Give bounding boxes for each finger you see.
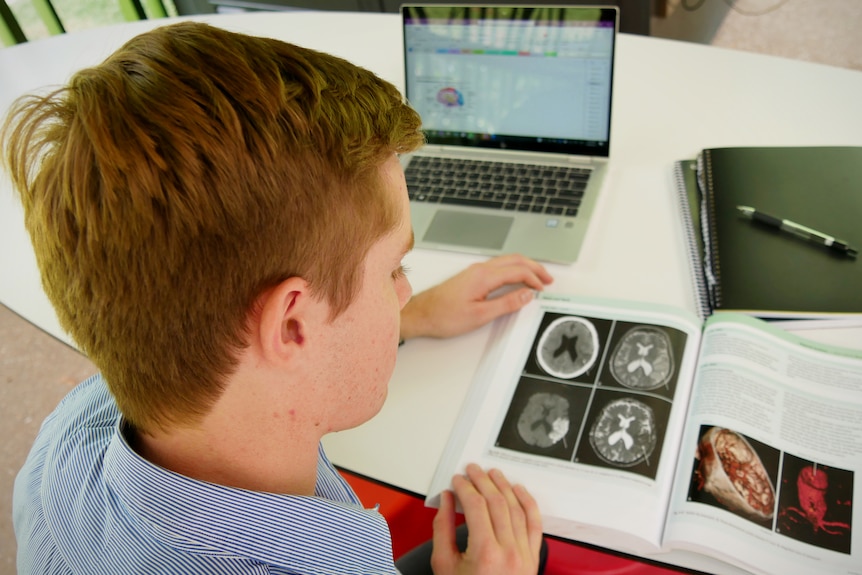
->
[486,470,544,567]
[482,254,554,286]
[487,468,528,537]
[470,288,535,326]
[483,263,553,295]
[451,468,495,541]
[431,490,460,573]
[513,483,544,556]
[495,287,537,312]
[464,464,516,545]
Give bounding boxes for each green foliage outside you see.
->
[5,0,177,45]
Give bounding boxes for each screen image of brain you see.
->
[436,87,464,107]
[516,392,571,448]
[535,316,599,379]
[610,326,674,390]
[589,397,657,467]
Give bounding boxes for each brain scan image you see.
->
[694,427,776,523]
[535,316,599,379]
[610,326,675,390]
[516,392,571,448]
[436,87,464,107]
[589,397,657,468]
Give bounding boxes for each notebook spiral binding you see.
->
[700,150,722,311]
[673,160,711,320]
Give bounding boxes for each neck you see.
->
[131,384,324,496]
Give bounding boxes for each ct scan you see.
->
[495,312,687,480]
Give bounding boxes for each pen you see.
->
[737,205,858,259]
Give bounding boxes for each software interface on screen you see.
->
[404,12,614,149]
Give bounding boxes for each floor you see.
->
[654,0,862,72]
[2,0,861,572]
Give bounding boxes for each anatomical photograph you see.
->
[602,322,688,401]
[687,425,780,529]
[574,389,672,479]
[524,313,613,384]
[776,453,853,554]
[495,376,592,461]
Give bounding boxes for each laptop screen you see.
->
[402,5,617,158]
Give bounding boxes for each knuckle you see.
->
[484,491,507,510]
[468,492,490,511]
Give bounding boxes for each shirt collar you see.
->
[103,419,396,574]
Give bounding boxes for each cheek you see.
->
[354,330,397,410]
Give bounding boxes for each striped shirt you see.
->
[14,374,398,574]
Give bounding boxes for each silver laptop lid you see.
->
[402,5,617,159]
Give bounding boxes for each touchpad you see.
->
[423,210,513,250]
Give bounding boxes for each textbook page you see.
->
[428,294,703,553]
[664,313,862,575]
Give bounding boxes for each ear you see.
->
[256,277,313,362]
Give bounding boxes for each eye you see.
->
[392,264,410,280]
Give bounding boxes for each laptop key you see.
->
[548,197,581,207]
[440,196,504,209]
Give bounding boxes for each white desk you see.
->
[3,11,862,574]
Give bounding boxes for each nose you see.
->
[398,276,413,309]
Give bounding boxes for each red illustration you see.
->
[781,465,850,536]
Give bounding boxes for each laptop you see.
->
[400,4,618,263]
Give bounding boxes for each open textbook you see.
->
[427,294,861,575]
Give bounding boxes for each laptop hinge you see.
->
[412,145,604,167]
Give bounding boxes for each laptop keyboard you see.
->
[404,156,590,217]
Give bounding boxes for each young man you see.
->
[3,21,552,574]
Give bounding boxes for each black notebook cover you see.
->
[699,146,862,317]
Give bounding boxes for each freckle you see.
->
[272,411,280,419]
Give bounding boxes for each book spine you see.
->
[700,149,722,309]
[673,160,710,320]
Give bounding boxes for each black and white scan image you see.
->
[610,326,675,391]
[493,312,679,479]
[535,315,600,379]
[588,396,657,468]
[517,392,571,448]
[600,321,686,402]
[575,390,671,479]
[495,377,591,461]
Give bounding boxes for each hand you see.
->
[399,254,553,341]
[431,464,543,575]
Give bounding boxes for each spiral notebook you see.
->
[673,159,710,320]
[674,146,862,320]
